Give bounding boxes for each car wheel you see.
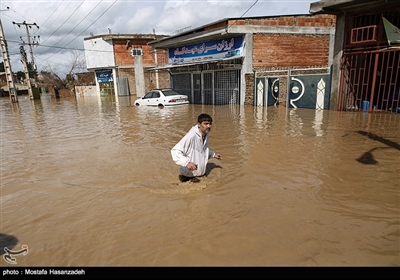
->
[135,103,140,106]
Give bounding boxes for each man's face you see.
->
[198,120,212,136]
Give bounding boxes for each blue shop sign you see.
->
[96,70,113,82]
[168,36,244,64]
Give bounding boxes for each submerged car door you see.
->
[142,91,153,105]
[150,91,161,106]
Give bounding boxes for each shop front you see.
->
[150,35,247,105]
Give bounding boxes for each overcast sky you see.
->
[1,0,315,77]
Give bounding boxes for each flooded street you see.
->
[1,93,399,266]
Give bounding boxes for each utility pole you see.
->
[0,9,18,103]
[13,21,39,87]
[20,46,34,99]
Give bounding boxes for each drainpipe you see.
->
[154,50,159,88]
[253,68,256,106]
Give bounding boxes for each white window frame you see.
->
[131,48,143,56]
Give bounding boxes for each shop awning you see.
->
[382,17,400,46]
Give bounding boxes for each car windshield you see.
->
[162,90,182,97]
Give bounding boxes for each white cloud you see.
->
[126,6,158,34]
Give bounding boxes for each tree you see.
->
[41,49,87,89]
[16,71,25,81]
[66,49,86,80]
[0,62,28,83]
[39,69,65,89]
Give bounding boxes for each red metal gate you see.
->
[338,49,400,113]
[338,5,400,113]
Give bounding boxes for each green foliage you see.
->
[0,62,25,80]
[16,71,25,80]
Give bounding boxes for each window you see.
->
[350,25,377,44]
[143,91,153,99]
[131,48,143,56]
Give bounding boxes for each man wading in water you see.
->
[171,113,222,182]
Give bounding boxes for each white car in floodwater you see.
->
[134,89,189,107]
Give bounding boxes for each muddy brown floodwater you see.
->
[1,93,399,267]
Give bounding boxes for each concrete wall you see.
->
[329,13,345,111]
[84,38,115,69]
[75,85,98,97]
[116,67,170,97]
[134,55,145,97]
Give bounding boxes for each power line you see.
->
[40,0,86,46]
[239,0,259,18]
[12,21,40,87]
[43,0,117,61]
[3,0,117,75]
[39,0,103,55]
[6,39,108,52]
[65,0,117,47]
[0,7,35,49]
[39,0,66,31]
[0,4,30,23]
[228,0,259,28]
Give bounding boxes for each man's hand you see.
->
[186,162,198,171]
[214,153,222,160]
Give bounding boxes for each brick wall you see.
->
[113,41,135,65]
[113,39,168,67]
[248,14,335,106]
[113,39,153,66]
[253,34,330,67]
[155,49,168,66]
[229,14,335,27]
[145,69,170,90]
[244,73,254,105]
[113,39,170,96]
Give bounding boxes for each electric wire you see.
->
[39,0,65,31]
[43,0,117,61]
[227,0,259,28]
[39,0,103,55]
[39,0,86,46]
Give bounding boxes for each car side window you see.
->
[153,92,160,98]
[143,92,152,99]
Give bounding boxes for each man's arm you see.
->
[209,149,222,160]
[171,135,191,167]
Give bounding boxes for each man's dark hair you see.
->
[198,113,213,123]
